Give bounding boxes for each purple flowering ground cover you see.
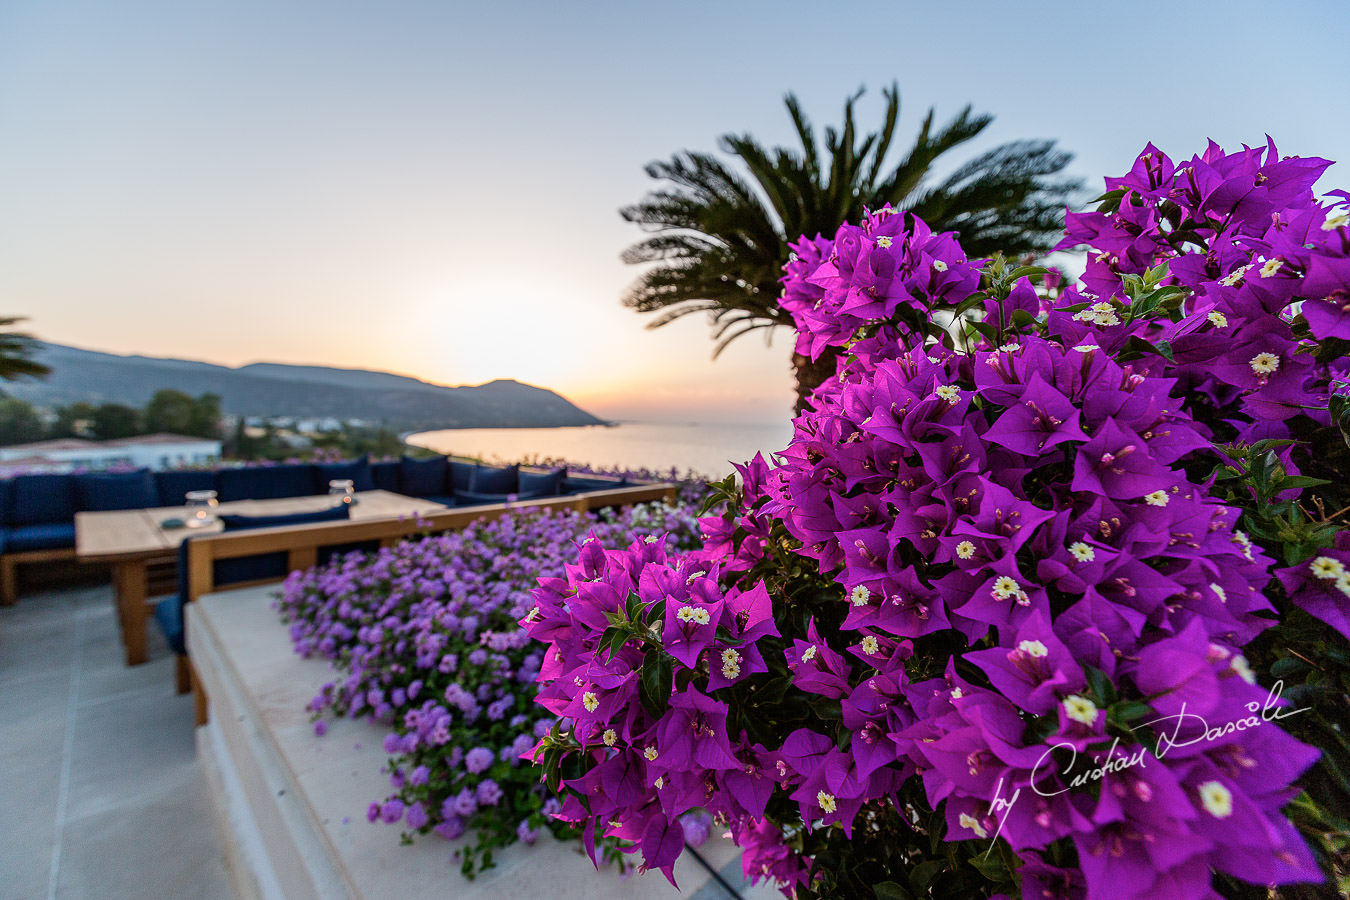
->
[526,140,1350,900]
[275,482,708,877]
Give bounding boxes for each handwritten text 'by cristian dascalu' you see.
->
[980,680,1308,853]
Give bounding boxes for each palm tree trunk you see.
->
[791,347,841,414]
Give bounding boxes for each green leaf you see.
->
[638,652,674,718]
[1006,265,1049,283]
[1270,656,1309,678]
[874,881,911,900]
[1276,476,1332,490]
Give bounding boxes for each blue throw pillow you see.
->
[400,455,448,497]
[313,456,375,494]
[217,464,315,502]
[9,473,76,526]
[518,467,564,498]
[74,469,158,512]
[470,464,518,494]
[370,460,401,492]
[448,460,474,491]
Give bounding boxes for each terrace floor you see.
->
[0,583,774,900]
[0,583,232,900]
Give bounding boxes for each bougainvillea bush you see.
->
[276,487,705,877]
[525,139,1350,899]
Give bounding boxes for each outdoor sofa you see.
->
[0,455,630,605]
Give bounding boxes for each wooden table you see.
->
[76,490,448,665]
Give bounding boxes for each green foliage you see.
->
[0,317,50,382]
[620,84,1080,404]
[143,389,221,439]
[89,403,141,440]
[0,396,47,444]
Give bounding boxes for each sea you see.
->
[405,421,796,479]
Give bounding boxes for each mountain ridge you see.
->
[6,342,609,431]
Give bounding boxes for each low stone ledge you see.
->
[188,585,770,900]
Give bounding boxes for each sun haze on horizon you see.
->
[3,0,1346,424]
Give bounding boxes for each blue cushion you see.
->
[7,522,76,552]
[470,464,518,494]
[154,470,218,508]
[562,475,625,495]
[9,474,76,526]
[453,490,515,506]
[0,480,10,529]
[519,468,564,498]
[74,469,158,512]
[400,456,448,497]
[218,505,352,531]
[370,461,401,492]
[217,506,353,585]
[448,461,474,492]
[160,505,355,656]
[217,464,315,501]
[418,494,456,508]
[313,457,375,494]
[154,591,186,655]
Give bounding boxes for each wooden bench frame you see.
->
[181,482,679,723]
[1,547,80,606]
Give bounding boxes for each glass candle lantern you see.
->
[184,489,219,527]
[328,479,357,506]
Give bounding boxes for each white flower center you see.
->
[958,812,988,838]
[1198,780,1233,818]
[1063,694,1099,726]
[1207,310,1228,328]
[1249,352,1280,375]
[955,540,977,560]
[801,645,818,662]
[582,691,599,713]
[1310,556,1345,580]
[816,791,837,814]
[720,649,742,679]
[850,585,871,606]
[860,636,880,656]
[935,384,961,403]
[1018,639,1049,658]
[933,260,948,272]
[1259,258,1284,278]
[602,728,617,746]
[876,235,893,248]
[644,745,659,761]
[1143,490,1170,507]
[677,605,711,625]
[1068,541,1095,562]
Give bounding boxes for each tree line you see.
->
[0,390,222,446]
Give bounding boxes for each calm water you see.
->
[406,422,795,479]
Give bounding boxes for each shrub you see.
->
[526,140,1350,899]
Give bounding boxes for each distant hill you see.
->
[7,342,609,431]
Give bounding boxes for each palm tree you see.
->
[620,84,1080,410]
[0,317,50,382]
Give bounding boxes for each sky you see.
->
[2,0,1348,425]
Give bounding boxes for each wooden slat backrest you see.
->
[184,483,678,603]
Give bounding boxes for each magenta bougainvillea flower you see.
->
[526,139,1350,899]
